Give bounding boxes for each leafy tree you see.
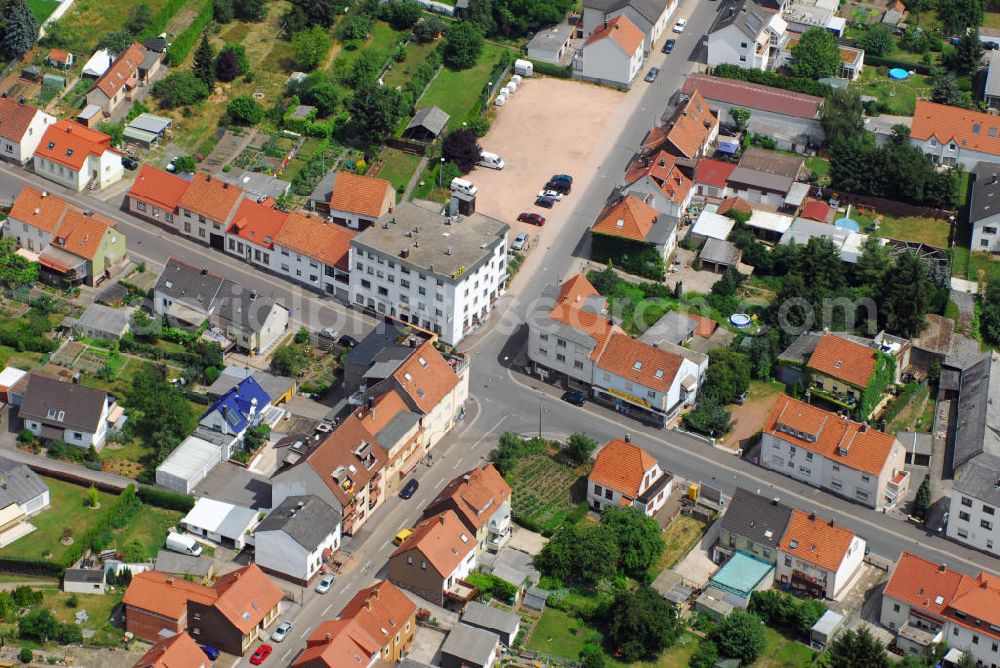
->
[579,644,605,668]
[172,155,197,173]
[19,648,32,664]
[489,432,545,474]
[285,0,343,31]
[938,0,984,34]
[729,107,752,131]
[227,95,264,125]
[96,28,133,57]
[681,397,732,437]
[600,587,679,662]
[703,349,751,405]
[292,24,333,71]
[931,72,965,107]
[220,44,250,81]
[98,121,124,147]
[153,71,210,108]
[383,0,423,29]
[690,640,719,668]
[828,627,889,668]
[126,4,154,34]
[601,506,664,577]
[214,0,236,23]
[414,16,446,43]
[791,27,840,79]
[290,71,339,116]
[981,279,1000,345]
[235,0,268,21]
[86,484,99,508]
[121,538,146,562]
[949,27,984,76]
[340,13,374,41]
[270,344,308,376]
[0,237,38,289]
[880,251,935,337]
[562,432,597,466]
[859,23,895,55]
[18,609,59,642]
[192,33,216,86]
[711,266,743,298]
[443,21,484,69]
[347,83,405,144]
[854,233,893,288]
[821,87,864,146]
[2,0,39,60]
[465,0,496,34]
[127,364,199,465]
[535,524,619,585]
[214,48,241,84]
[442,129,482,173]
[913,475,932,519]
[713,611,766,664]
[490,0,575,37]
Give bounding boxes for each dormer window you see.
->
[47,141,55,149]
[46,408,56,418]
[65,148,73,157]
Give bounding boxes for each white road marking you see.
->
[470,416,507,448]
[339,584,350,593]
[396,518,409,530]
[452,460,461,469]
[322,603,333,616]
[299,626,313,639]
[434,478,447,491]
[282,649,293,662]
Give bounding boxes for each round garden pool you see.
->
[888,68,910,80]
[730,313,752,328]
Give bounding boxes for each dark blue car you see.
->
[200,646,220,660]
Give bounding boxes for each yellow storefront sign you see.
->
[605,387,651,409]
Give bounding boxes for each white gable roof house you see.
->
[581,0,678,52]
[578,15,646,88]
[708,0,788,71]
[0,98,55,165]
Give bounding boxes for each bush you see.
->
[228,95,264,125]
[19,648,31,664]
[137,485,196,512]
[713,64,833,97]
[17,429,33,444]
[749,589,826,637]
[488,432,546,474]
[166,0,214,66]
[443,21,483,69]
[152,71,209,109]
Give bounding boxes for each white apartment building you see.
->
[947,453,1000,556]
[273,211,355,302]
[349,202,509,345]
[579,15,645,88]
[32,120,123,192]
[707,1,788,71]
[761,394,909,510]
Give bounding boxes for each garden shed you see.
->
[403,106,450,141]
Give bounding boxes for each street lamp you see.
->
[437,157,445,188]
[538,392,544,439]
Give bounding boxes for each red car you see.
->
[250,644,273,665]
[517,212,546,226]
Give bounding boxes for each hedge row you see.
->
[167,0,214,67]
[0,556,65,577]
[138,486,196,512]
[527,59,572,79]
[60,485,142,568]
[138,0,189,42]
[713,64,833,98]
[865,54,933,75]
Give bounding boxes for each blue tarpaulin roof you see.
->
[202,375,271,434]
[717,142,739,155]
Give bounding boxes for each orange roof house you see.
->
[911,99,1000,162]
[596,332,684,394]
[423,464,512,538]
[589,438,672,514]
[207,563,283,637]
[132,632,208,668]
[622,151,694,216]
[778,509,864,598]
[0,97,52,163]
[663,90,718,159]
[127,165,190,217]
[34,120,114,171]
[179,173,245,224]
[694,158,737,191]
[389,510,476,605]
[581,15,645,87]
[592,195,660,242]
[48,209,117,262]
[124,571,217,642]
[228,198,289,251]
[806,332,879,389]
[276,211,356,271]
[328,172,394,228]
[584,15,645,54]
[8,185,69,234]
[88,42,145,113]
[391,339,460,413]
[799,199,832,223]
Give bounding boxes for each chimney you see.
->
[166,576,174,584]
[808,511,816,521]
[463,474,470,482]
[828,519,834,527]
[201,266,208,275]
[324,633,332,641]
[223,182,229,189]
[234,571,241,579]
[365,595,374,612]
[206,174,211,181]
[41,191,47,198]
[438,515,446,525]
[939,563,947,573]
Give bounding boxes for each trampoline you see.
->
[888,68,910,80]
[730,314,752,329]
[835,218,861,232]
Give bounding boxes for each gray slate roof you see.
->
[462,601,520,637]
[728,167,794,195]
[971,161,1000,224]
[953,351,1000,471]
[406,106,449,137]
[640,311,697,346]
[256,495,342,551]
[65,568,103,583]
[700,237,742,267]
[954,453,1000,509]
[441,623,499,665]
[75,303,131,338]
[155,549,213,578]
[528,281,613,355]
[19,374,107,433]
[128,113,171,135]
[375,410,421,449]
[719,488,793,549]
[0,457,48,508]
[207,366,294,403]
[585,0,671,25]
[215,280,287,333]
[710,0,772,39]
[154,258,226,314]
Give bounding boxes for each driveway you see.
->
[468,77,626,242]
[721,382,784,452]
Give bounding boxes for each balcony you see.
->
[898,622,941,649]
[487,526,513,551]
[887,470,910,501]
[444,579,477,602]
[369,474,382,491]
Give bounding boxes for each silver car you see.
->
[315,574,335,594]
[271,621,293,642]
[511,233,528,251]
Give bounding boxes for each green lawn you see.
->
[111,506,182,559]
[0,478,114,561]
[804,157,830,186]
[417,42,512,130]
[376,148,423,200]
[754,627,816,667]
[47,0,176,54]
[526,608,595,660]
[984,11,1000,28]
[27,0,60,23]
[969,251,1000,283]
[44,589,125,646]
[508,453,588,535]
[875,213,952,248]
[649,514,707,577]
[329,21,408,94]
[851,67,932,116]
[0,345,43,371]
[383,38,439,89]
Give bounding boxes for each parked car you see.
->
[271,621,293,642]
[550,174,573,185]
[561,390,586,407]
[644,67,660,83]
[673,18,687,32]
[121,156,139,170]
[537,189,564,201]
[511,233,529,251]
[250,645,273,665]
[535,196,556,208]
[987,40,1000,50]
[663,39,676,54]
[338,335,358,348]
[517,212,546,226]
[399,478,419,499]
[200,646,220,660]
[544,179,571,194]
[734,391,749,405]
[315,574,335,594]
[394,527,415,545]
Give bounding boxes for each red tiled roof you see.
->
[338,580,416,646]
[124,570,216,622]
[93,43,145,100]
[293,619,380,668]
[592,195,660,242]
[211,564,283,635]
[276,212,356,270]
[584,15,644,54]
[911,99,1000,157]
[179,173,244,223]
[391,510,474,576]
[48,49,72,64]
[688,313,718,338]
[425,464,511,532]
[681,74,822,119]
[133,632,207,668]
[305,414,388,507]
[557,274,600,303]
[807,333,878,388]
[665,91,717,159]
[129,165,189,213]
[695,158,736,189]
[8,185,68,233]
[228,198,288,250]
[717,197,752,216]
[392,339,460,413]
[34,120,112,171]
[596,332,684,393]
[780,509,857,573]
[799,199,831,223]
[625,150,693,206]
[765,394,899,476]
[329,172,393,218]
[51,210,115,261]
[590,439,660,497]
[0,97,41,143]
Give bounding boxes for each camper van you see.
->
[450,177,478,197]
[166,532,203,556]
[478,151,505,170]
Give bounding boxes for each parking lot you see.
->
[469,76,625,242]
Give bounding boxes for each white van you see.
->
[450,177,478,197]
[166,532,203,556]
[478,151,505,170]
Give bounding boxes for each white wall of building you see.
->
[776,534,865,599]
[254,527,341,583]
[0,110,55,164]
[911,136,1000,171]
[707,26,768,70]
[947,489,1000,556]
[582,36,644,87]
[972,212,1000,253]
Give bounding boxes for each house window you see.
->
[539,348,548,356]
[962,496,973,507]
[855,489,868,499]
[986,505,995,515]
[982,519,993,530]
[165,213,173,223]
[605,489,613,500]
[556,354,565,362]
[985,227,998,235]
[198,214,206,223]
[893,603,900,613]
[784,556,792,567]
[740,40,748,48]
[960,511,971,521]
[958,528,969,538]
[739,55,747,62]
[574,361,584,370]
[539,333,549,341]
[557,339,566,348]
[420,561,427,570]
[594,484,603,495]
[136,201,146,212]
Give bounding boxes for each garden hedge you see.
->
[167,0,214,67]
[864,54,933,75]
[527,59,572,78]
[138,486,196,512]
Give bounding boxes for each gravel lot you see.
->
[468,77,625,242]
